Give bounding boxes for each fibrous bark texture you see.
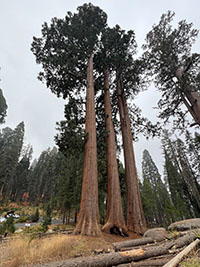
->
[102,69,127,236]
[116,72,146,235]
[73,54,101,236]
[176,68,200,126]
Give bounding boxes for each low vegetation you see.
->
[180,253,200,267]
[0,234,112,267]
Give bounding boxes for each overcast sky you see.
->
[1,0,200,177]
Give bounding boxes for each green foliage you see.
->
[143,11,200,129]
[31,208,39,222]
[31,3,107,99]
[0,216,16,234]
[41,204,52,231]
[162,131,200,219]
[0,122,25,202]
[0,88,7,124]
[141,149,174,226]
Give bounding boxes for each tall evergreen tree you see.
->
[110,26,146,234]
[162,132,194,219]
[141,149,174,226]
[143,11,200,129]
[185,131,200,183]
[0,88,7,124]
[31,3,107,235]
[176,138,200,216]
[0,122,25,201]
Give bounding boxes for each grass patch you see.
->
[180,257,200,267]
[0,234,111,267]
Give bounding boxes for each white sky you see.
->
[0,0,200,177]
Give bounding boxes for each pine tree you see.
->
[141,149,173,226]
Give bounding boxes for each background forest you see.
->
[1,2,200,234]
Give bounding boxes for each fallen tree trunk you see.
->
[112,237,155,251]
[163,238,200,267]
[173,232,196,248]
[34,247,169,267]
[116,255,174,266]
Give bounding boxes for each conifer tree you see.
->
[0,88,7,124]
[143,11,200,129]
[0,122,25,201]
[162,132,194,219]
[31,3,107,235]
[141,149,173,226]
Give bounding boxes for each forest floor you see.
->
[0,230,140,267]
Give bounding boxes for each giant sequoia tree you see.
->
[143,11,200,129]
[109,26,146,234]
[31,3,107,235]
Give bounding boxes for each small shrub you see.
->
[16,216,30,223]
[41,204,52,231]
[0,216,16,234]
[31,208,39,222]
[6,216,16,233]
[0,223,6,235]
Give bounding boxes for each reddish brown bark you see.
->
[102,69,127,235]
[73,54,101,236]
[176,68,200,126]
[116,72,146,235]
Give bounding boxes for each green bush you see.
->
[5,216,15,233]
[41,204,52,231]
[0,216,16,235]
[0,223,6,235]
[31,208,39,222]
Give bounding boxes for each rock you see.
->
[47,228,54,233]
[15,228,23,234]
[168,218,200,231]
[144,227,168,241]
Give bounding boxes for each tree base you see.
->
[73,215,102,236]
[102,222,128,236]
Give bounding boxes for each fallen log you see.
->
[112,237,155,251]
[163,238,200,267]
[116,255,174,266]
[173,232,196,248]
[33,246,169,267]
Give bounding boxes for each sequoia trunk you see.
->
[102,69,127,235]
[116,72,146,235]
[73,54,101,236]
[176,68,200,126]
